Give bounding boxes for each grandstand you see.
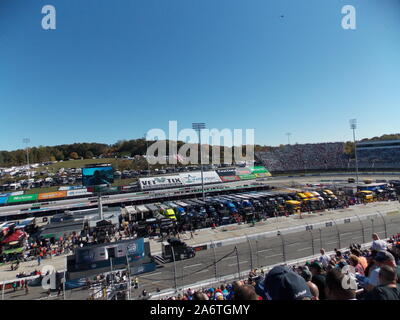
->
[256,143,350,173]
[256,139,400,173]
[357,140,400,169]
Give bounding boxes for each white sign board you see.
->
[139,175,183,190]
[179,171,222,185]
[66,189,92,197]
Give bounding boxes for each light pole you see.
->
[350,119,359,185]
[286,133,292,145]
[23,138,30,176]
[144,133,150,176]
[192,123,206,202]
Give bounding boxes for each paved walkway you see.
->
[1,200,399,282]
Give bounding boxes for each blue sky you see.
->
[1,0,400,150]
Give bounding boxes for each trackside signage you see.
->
[179,171,222,185]
[7,194,38,203]
[216,169,237,176]
[66,189,92,197]
[38,191,67,200]
[139,175,183,190]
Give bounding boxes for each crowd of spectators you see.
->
[357,148,400,169]
[257,142,400,172]
[161,233,400,300]
[256,143,350,172]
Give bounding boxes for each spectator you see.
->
[352,249,368,270]
[192,292,209,300]
[364,265,400,300]
[233,285,260,300]
[365,251,398,291]
[264,266,312,300]
[348,254,365,276]
[325,268,357,300]
[318,248,330,268]
[300,269,319,300]
[310,261,327,300]
[226,280,243,300]
[371,233,387,252]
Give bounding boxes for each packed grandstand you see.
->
[256,139,400,172]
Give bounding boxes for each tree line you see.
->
[0,139,263,167]
[1,133,398,167]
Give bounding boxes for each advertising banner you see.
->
[11,191,24,196]
[238,174,257,180]
[38,191,67,200]
[248,166,267,173]
[179,171,222,185]
[66,189,92,197]
[255,173,271,178]
[7,194,38,203]
[59,186,84,191]
[249,166,272,176]
[0,197,8,204]
[220,176,241,182]
[139,175,183,190]
[0,191,24,197]
[216,168,237,176]
[236,168,251,176]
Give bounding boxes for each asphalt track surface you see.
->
[4,209,400,300]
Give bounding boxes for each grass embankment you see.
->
[34,158,117,172]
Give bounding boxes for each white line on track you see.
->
[265,254,281,258]
[184,263,202,269]
[258,249,273,253]
[298,247,312,252]
[196,269,210,274]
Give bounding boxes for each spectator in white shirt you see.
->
[319,249,331,268]
[371,233,387,252]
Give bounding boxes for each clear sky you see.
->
[1,0,399,151]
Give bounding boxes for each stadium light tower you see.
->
[144,133,150,176]
[192,122,206,202]
[286,133,292,145]
[23,138,30,176]
[350,119,359,185]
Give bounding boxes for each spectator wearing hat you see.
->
[371,233,387,252]
[300,269,319,300]
[325,268,357,300]
[264,266,312,300]
[364,265,400,300]
[310,261,327,300]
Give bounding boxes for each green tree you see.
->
[84,151,94,159]
[69,152,79,159]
